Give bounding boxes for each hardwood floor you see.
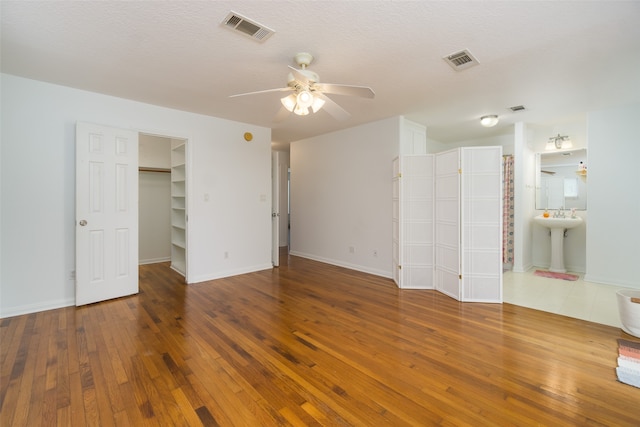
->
[2,252,639,426]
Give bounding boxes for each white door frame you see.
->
[138,130,190,282]
[271,152,280,267]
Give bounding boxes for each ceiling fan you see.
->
[229,52,375,121]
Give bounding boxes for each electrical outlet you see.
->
[373,250,378,257]
[69,270,76,280]
[349,246,355,253]
[224,251,229,259]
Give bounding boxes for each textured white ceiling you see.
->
[2,1,640,147]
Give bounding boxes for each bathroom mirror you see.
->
[535,148,587,210]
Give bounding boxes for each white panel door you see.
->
[76,122,139,306]
[434,149,461,299]
[271,152,280,267]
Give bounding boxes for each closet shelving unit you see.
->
[170,140,187,276]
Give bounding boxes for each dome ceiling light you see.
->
[480,115,499,127]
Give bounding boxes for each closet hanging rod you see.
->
[139,167,171,173]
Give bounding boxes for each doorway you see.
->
[272,151,291,266]
[138,133,188,280]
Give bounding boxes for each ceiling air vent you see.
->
[222,11,275,42]
[443,49,479,71]
[510,105,526,112]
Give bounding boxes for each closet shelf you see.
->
[139,167,170,173]
[171,141,187,278]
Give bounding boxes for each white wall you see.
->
[290,117,400,277]
[139,134,171,168]
[585,103,640,288]
[426,136,448,153]
[444,132,515,154]
[512,123,532,272]
[139,134,171,264]
[1,74,272,317]
[139,172,171,264]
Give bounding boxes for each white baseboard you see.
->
[583,274,639,289]
[288,250,393,279]
[188,263,274,284]
[139,257,171,265]
[1,297,75,319]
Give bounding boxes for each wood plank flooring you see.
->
[2,252,639,426]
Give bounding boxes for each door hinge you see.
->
[458,168,462,174]
[398,173,402,178]
[459,274,462,279]
[398,265,402,269]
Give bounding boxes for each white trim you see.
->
[189,264,274,284]
[139,257,171,265]
[1,298,75,319]
[289,250,393,279]
[584,274,639,289]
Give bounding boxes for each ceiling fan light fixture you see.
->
[296,90,314,109]
[311,96,325,113]
[280,94,296,112]
[480,115,499,127]
[293,105,309,116]
[230,52,374,121]
[283,92,318,116]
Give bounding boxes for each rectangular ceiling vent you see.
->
[222,11,275,42]
[510,105,526,112]
[443,49,479,71]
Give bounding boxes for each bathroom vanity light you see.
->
[480,115,499,127]
[546,134,573,150]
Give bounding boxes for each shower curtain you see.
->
[502,155,515,267]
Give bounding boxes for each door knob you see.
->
[79,220,87,226]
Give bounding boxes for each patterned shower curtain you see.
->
[502,155,515,266]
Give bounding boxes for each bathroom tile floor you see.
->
[503,269,632,328]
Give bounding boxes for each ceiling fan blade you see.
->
[229,87,293,98]
[316,93,351,121]
[314,83,375,99]
[287,66,311,86]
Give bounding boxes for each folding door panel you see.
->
[400,155,434,288]
[435,149,460,299]
[461,147,503,302]
[392,157,401,286]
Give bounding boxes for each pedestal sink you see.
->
[533,215,583,273]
